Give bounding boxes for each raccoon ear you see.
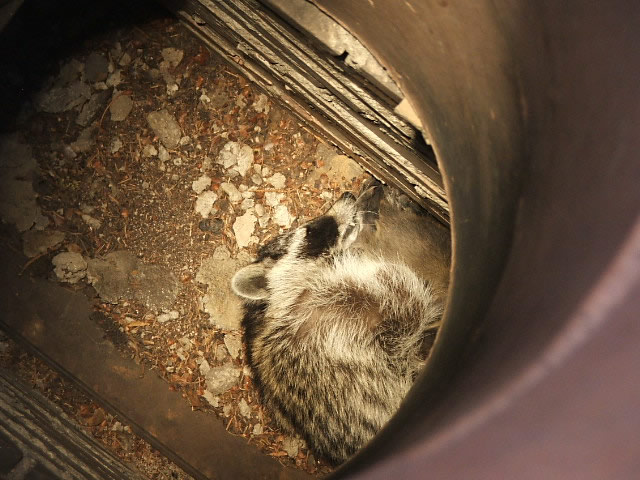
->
[355,183,383,228]
[231,263,269,300]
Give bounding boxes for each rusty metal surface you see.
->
[0,248,309,480]
[312,0,640,478]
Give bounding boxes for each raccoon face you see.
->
[232,184,383,301]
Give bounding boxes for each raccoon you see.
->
[231,181,450,464]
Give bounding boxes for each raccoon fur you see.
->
[231,181,450,464]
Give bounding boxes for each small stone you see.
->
[220,182,242,204]
[264,191,284,207]
[196,247,247,330]
[233,211,256,249]
[142,144,158,158]
[84,52,109,82]
[250,173,263,185]
[161,48,184,67]
[106,69,122,88]
[22,230,65,257]
[273,205,293,228]
[202,390,219,407]
[240,198,254,210]
[223,404,233,417]
[217,141,253,176]
[172,157,183,167]
[79,204,95,214]
[223,333,242,359]
[282,437,304,459]
[252,93,270,114]
[191,174,211,194]
[52,252,87,284]
[76,90,111,126]
[179,135,191,146]
[254,203,265,217]
[215,345,229,363]
[71,125,97,153]
[198,217,223,233]
[258,215,270,228]
[110,94,133,122]
[265,172,286,189]
[81,214,101,229]
[62,145,77,159]
[110,137,123,153]
[238,398,252,419]
[119,52,132,67]
[146,109,182,149]
[204,364,242,395]
[199,358,211,376]
[195,191,218,218]
[178,336,193,351]
[252,424,263,436]
[166,83,179,96]
[261,165,273,177]
[157,311,179,323]
[35,81,91,113]
[158,145,170,162]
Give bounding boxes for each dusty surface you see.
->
[0,8,371,478]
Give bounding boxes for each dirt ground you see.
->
[0,8,376,479]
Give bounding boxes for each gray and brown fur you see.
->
[231,182,450,464]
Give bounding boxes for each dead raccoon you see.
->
[231,182,450,464]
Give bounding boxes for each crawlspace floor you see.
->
[0,7,372,479]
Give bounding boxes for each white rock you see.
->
[282,437,305,459]
[52,252,87,284]
[195,247,247,330]
[273,205,293,228]
[252,424,263,435]
[223,333,242,359]
[233,212,256,249]
[265,172,286,189]
[264,191,284,208]
[119,52,132,66]
[106,69,122,88]
[205,364,241,395]
[217,141,254,177]
[142,144,158,158]
[251,173,263,185]
[157,310,179,323]
[261,165,273,177]
[158,145,170,162]
[110,137,123,154]
[161,47,184,67]
[252,93,270,114]
[220,182,242,203]
[254,203,265,217]
[257,215,270,228]
[191,175,212,194]
[238,398,252,418]
[199,358,211,376]
[81,214,102,229]
[201,390,219,407]
[240,198,254,210]
[195,191,218,218]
